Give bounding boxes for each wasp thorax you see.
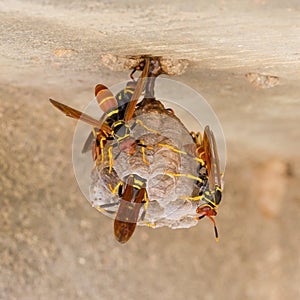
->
[111,121,130,139]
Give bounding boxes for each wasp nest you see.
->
[89,98,202,229]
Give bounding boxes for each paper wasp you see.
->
[80,80,138,158]
[50,57,155,171]
[189,126,222,241]
[101,174,148,243]
[98,173,148,243]
[166,126,222,241]
[81,72,140,155]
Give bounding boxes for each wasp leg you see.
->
[99,136,106,164]
[140,192,149,220]
[165,171,204,186]
[98,130,116,163]
[136,141,154,151]
[108,181,124,195]
[190,131,203,145]
[95,202,120,215]
[92,128,111,166]
[180,195,203,201]
[94,139,101,165]
[140,191,156,227]
[135,119,159,134]
[157,143,188,155]
[100,181,124,214]
[190,131,206,158]
[130,59,147,81]
[100,202,120,209]
[130,69,136,81]
[157,143,206,166]
[97,136,108,165]
[134,139,152,165]
[107,145,114,173]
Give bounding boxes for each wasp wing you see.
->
[81,131,94,153]
[49,98,112,134]
[81,112,112,153]
[124,58,150,122]
[203,126,222,191]
[114,175,146,244]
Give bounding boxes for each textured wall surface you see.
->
[1,1,299,299]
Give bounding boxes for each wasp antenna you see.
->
[214,226,219,242]
[130,68,137,81]
[207,215,219,242]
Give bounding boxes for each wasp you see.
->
[50,57,156,171]
[165,126,222,241]
[81,80,142,159]
[98,174,148,243]
[189,126,222,241]
[81,63,141,155]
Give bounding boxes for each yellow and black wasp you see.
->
[165,126,223,241]
[50,57,154,171]
[188,126,222,241]
[99,174,148,243]
[80,80,138,159]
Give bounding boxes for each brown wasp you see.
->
[100,174,148,243]
[50,58,154,171]
[166,126,222,241]
[189,126,222,241]
[81,80,138,156]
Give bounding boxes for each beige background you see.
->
[1,0,300,299]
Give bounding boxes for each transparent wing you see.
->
[203,126,222,190]
[49,98,112,134]
[124,57,150,122]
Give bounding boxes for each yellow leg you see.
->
[141,192,156,228]
[144,222,157,228]
[108,181,123,194]
[157,143,188,155]
[99,137,106,163]
[92,127,108,165]
[143,191,149,210]
[191,131,205,159]
[180,195,203,201]
[158,143,205,166]
[194,157,205,167]
[92,128,100,165]
[135,119,159,134]
[95,145,100,166]
[191,131,203,145]
[138,139,151,165]
[94,205,107,214]
[165,171,203,185]
[108,146,113,173]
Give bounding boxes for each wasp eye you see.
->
[215,189,222,205]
